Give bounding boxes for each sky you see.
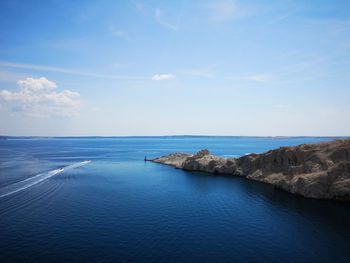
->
[0,0,350,136]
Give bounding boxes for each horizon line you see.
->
[1,135,349,139]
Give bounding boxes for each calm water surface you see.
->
[0,137,349,262]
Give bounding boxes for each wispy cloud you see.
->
[111,62,133,69]
[276,54,329,80]
[48,38,89,50]
[329,19,350,34]
[0,77,81,117]
[154,8,178,30]
[152,74,175,81]
[263,11,295,27]
[109,26,129,40]
[133,1,144,12]
[247,74,271,82]
[0,61,145,80]
[111,29,125,38]
[182,69,215,78]
[227,73,272,82]
[206,0,247,22]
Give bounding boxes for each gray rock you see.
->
[151,139,350,200]
[152,152,191,169]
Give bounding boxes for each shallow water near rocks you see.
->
[0,137,349,262]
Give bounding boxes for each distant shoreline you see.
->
[1,135,349,140]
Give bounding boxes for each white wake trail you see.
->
[0,160,91,198]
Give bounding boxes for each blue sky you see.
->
[0,0,349,136]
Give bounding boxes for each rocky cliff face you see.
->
[152,140,350,200]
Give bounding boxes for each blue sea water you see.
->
[0,137,349,263]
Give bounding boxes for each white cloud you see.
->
[151,74,175,81]
[0,77,81,117]
[154,8,178,30]
[17,77,57,92]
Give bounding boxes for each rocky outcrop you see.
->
[152,152,191,169]
[151,139,350,201]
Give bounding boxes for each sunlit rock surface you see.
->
[152,140,350,200]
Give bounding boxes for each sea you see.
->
[0,137,349,263]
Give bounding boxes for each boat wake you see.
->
[0,160,91,198]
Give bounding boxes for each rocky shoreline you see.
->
[151,140,350,201]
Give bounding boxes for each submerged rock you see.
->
[151,139,350,201]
